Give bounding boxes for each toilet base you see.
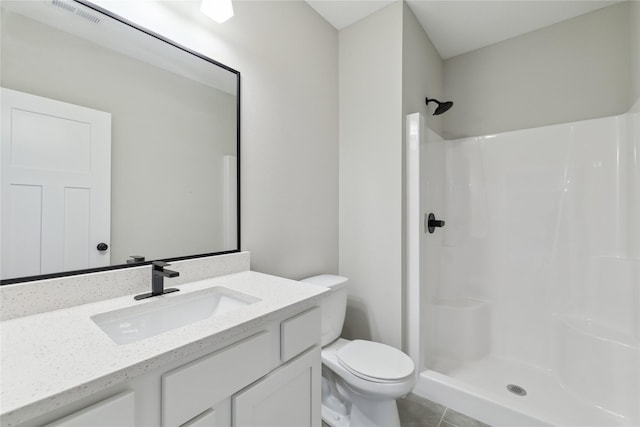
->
[349,392,401,427]
[321,368,402,427]
[321,395,401,427]
[321,403,350,427]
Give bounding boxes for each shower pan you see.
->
[405,107,640,427]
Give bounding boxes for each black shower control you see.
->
[426,213,445,234]
[96,242,109,251]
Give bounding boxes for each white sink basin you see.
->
[91,286,260,345]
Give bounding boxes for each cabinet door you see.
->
[45,391,134,427]
[233,347,320,427]
[178,399,231,427]
[163,330,272,427]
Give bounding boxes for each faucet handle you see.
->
[152,261,180,278]
[152,261,171,269]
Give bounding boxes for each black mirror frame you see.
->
[1,0,241,285]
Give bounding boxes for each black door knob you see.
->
[96,242,109,251]
[426,213,445,234]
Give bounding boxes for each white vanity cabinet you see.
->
[25,306,321,427]
[163,307,322,427]
[161,329,275,427]
[233,307,322,427]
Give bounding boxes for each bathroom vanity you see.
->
[0,2,325,426]
[0,267,326,427]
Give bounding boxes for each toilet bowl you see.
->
[301,275,415,427]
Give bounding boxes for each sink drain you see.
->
[506,384,527,396]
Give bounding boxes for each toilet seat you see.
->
[336,340,414,383]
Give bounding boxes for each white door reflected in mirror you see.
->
[1,88,111,278]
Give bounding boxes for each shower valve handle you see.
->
[426,213,445,234]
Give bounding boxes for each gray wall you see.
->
[338,2,444,350]
[632,0,640,106]
[443,2,633,139]
[1,11,236,265]
[339,2,404,349]
[402,3,444,136]
[91,0,340,279]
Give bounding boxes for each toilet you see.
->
[301,275,415,427]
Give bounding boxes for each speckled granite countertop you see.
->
[0,271,327,427]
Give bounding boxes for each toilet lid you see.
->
[336,340,414,382]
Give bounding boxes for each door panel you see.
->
[8,184,42,277]
[233,347,321,427]
[1,88,111,278]
[11,108,91,173]
[64,188,91,271]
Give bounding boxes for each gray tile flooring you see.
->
[321,393,491,427]
[398,394,491,427]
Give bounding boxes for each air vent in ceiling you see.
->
[51,0,101,24]
[51,0,76,13]
[75,9,100,24]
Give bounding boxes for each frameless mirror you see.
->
[0,0,240,283]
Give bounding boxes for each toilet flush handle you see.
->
[425,213,445,234]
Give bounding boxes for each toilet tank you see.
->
[301,274,348,346]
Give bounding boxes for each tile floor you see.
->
[397,393,491,427]
[321,393,491,427]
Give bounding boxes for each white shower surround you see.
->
[405,108,639,427]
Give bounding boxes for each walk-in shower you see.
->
[405,104,640,426]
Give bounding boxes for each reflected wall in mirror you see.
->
[0,0,240,283]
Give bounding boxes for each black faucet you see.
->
[134,261,180,300]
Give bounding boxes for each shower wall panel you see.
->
[427,111,639,423]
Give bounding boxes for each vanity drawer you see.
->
[281,307,321,362]
[162,330,272,427]
[45,391,135,427]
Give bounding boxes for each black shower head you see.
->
[426,98,453,116]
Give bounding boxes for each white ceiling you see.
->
[305,0,623,59]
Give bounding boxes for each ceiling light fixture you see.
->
[200,0,234,24]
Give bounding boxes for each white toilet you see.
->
[301,275,415,427]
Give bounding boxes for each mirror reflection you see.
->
[0,0,240,282]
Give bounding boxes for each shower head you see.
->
[426,98,453,116]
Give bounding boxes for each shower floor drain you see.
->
[506,384,527,396]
